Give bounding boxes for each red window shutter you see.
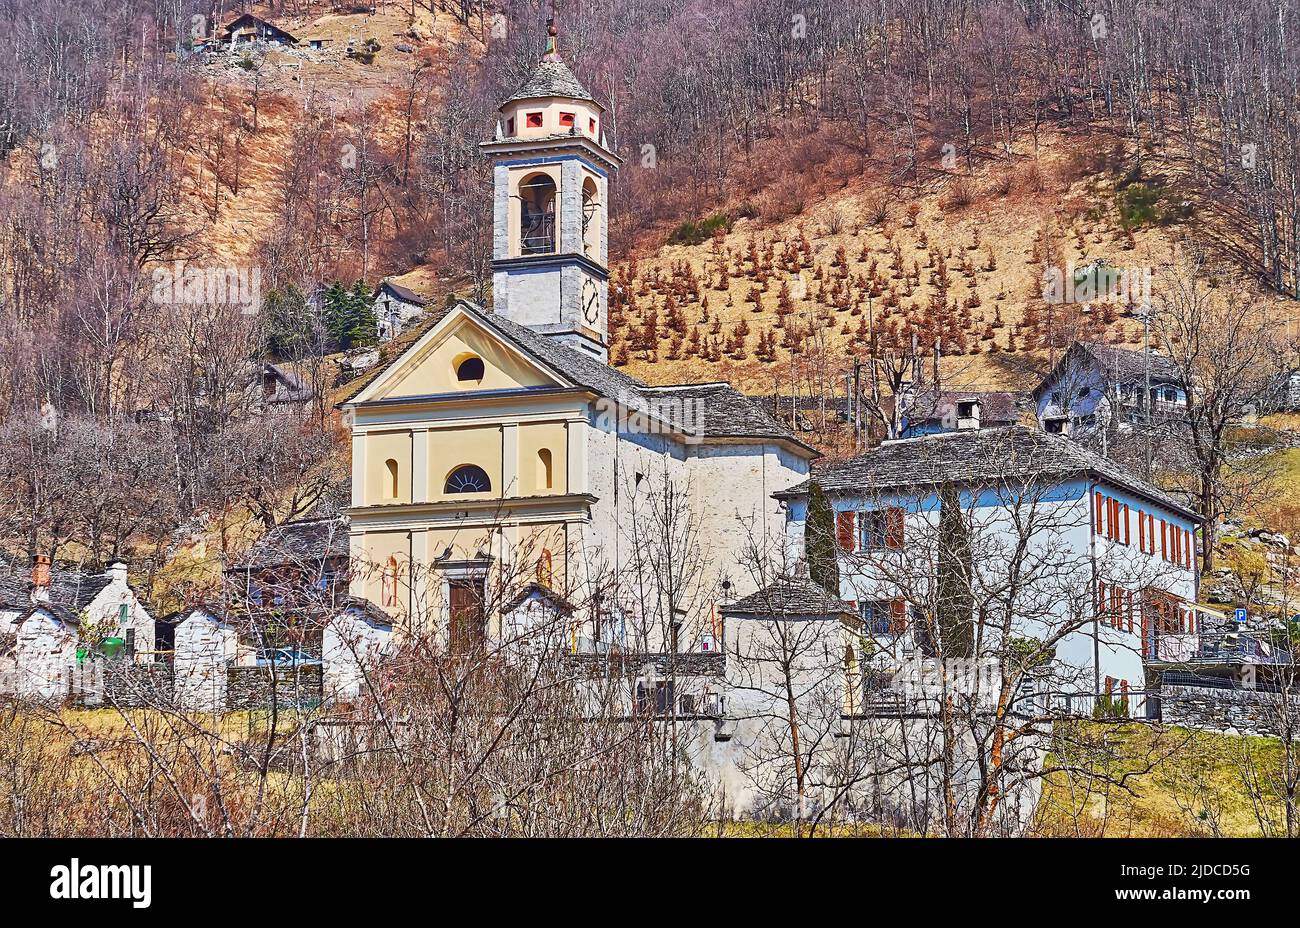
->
[1094,492,1103,534]
[888,598,907,633]
[1123,504,1130,545]
[1127,590,1135,632]
[1160,519,1168,560]
[885,507,905,550]
[836,511,855,551]
[1113,499,1121,540]
[1113,583,1124,627]
[1185,529,1193,567]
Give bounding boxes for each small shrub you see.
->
[667,213,732,246]
[940,178,973,212]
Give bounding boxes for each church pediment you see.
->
[353,306,567,404]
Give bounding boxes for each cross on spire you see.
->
[543,0,561,61]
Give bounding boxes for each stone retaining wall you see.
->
[1159,684,1300,738]
[226,665,322,710]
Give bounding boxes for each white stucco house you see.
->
[1,556,154,701]
[769,425,1206,717]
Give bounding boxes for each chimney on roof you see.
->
[955,399,981,431]
[108,561,128,584]
[30,554,50,603]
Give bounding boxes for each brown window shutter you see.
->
[885,507,905,550]
[1094,491,1103,534]
[1127,589,1135,633]
[836,510,855,551]
[1160,519,1168,559]
[889,598,907,634]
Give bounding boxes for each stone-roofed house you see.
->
[772,426,1209,718]
[340,17,817,663]
[374,279,432,341]
[228,514,351,612]
[1034,340,1187,437]
[722,573,855,621]
[255,362,315,413]
[219,13,299,47]
[0,555,154,701]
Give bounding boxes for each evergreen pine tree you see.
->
[936,483,974,657]
[805,481,840,593]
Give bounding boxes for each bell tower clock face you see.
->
[582,276,600,325]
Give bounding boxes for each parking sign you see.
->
[1235,607,1248,623]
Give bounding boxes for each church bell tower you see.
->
[480,13,621,362]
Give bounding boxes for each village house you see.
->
[340,20,816,661]
[374,279,432,341]
[253,361,315,414]
[0,555,153,701]
[1034,341,1186,437]
[768,425,1208,717]
[219,14,299,47]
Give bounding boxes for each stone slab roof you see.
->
[773,425,1200,520]
[231,516,350,571]
[343,301,814,452]
[721,575,855,619]
[505,59,595,105]
[503,581,576,616]
[0,554,117,624]
[1034,341,1181,399]
[378,280,429,305]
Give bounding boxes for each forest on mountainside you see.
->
[0,0,1296,573]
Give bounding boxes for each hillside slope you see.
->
[609,130,1300,394]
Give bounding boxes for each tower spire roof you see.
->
[501,5,596,107]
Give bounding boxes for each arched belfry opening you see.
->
[519,174,556,255]
[581,176,600,258]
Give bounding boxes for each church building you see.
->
[342,20,816,656]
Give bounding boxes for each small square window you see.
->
[526,112,544,128]
[559,112,575,128]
